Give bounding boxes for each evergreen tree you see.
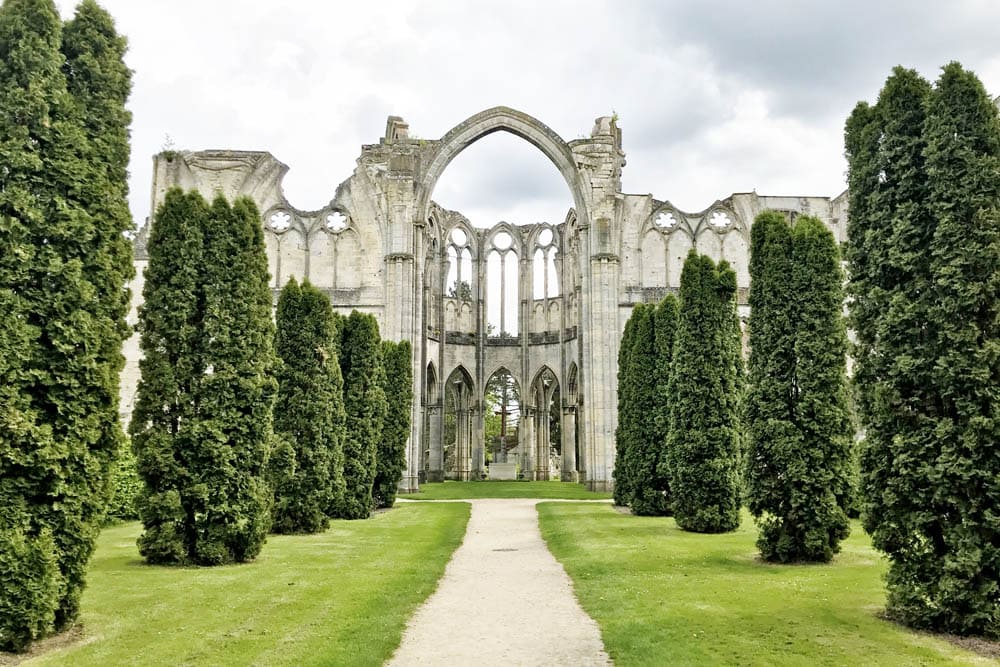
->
[374,340,413,509]
[337,311,386,519]
[0,0,132,642]
[664,251,741,533]
[192,194,276,563]
[626,304,670,515]
[131,189,208,564]
[746,211,852,562]
[914,63,1000,636]
[851,62,1000,636]
[612,307,639,506]
[272,278,345,533]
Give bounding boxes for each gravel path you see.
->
[387,498,612,666]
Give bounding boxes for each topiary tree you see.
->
[746,211,852,563]
[0,0,133,640]
[612,309,638,506]
[131,189,208,564]
[337,311,387,519]
[626,303,671,515]
[271,278,345,533]
[664,251,741,533]
[374,340,413,508]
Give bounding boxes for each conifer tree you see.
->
[626,304,670,515]
[337,311,387,519]
[746,211,852,562]
[272,278,345,533]
[131,189,208,563]
[665,251,741,533]
[612,308,639,506]
[0,0,132,642]
[374,340,413,509]
[192,194,277,562]
[850,62,1000,635]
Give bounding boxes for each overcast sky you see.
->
[54,0,1000,229]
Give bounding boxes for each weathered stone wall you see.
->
[125,107,846,493]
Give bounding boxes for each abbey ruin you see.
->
[122,107,848,492]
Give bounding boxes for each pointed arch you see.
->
[416,107,590,229]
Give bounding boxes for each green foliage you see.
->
[130,189,206,563]
[612,311,637,505]
[132,192,276,564]
[624,302,673,516]
[374,340,413,508]
[849,63,1000,636]
[271,278,346,533]
[337,311,387,519]
[105,443,141,522]
[0,520,60,653]
[664,251,742,533]
[0,0,133,639]
[746,211,852,563]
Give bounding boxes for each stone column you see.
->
[535,407,550,481]
[427,404,444,483]
[471,401,485,479]
[457,406,471,481]
[521,406,534,479]
[561,405,577,482]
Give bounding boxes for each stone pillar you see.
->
[561,405,577,482]
[457,406,471,481]
[471,401,485,479]
[427,404,444,483]
[535,407,550,481]
[521,406,534,478]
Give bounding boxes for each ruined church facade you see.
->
[123,107,848,492]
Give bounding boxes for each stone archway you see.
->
[415,107,591,230]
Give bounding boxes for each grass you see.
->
[399,480,612,500]
[538,503,989,666]
[20,503,469,667]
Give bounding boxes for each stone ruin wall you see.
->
[123,107,848,492]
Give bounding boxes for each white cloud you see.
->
[53,0,1000,226]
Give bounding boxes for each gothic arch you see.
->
[415,107,590,229]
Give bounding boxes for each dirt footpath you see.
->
[387,498,612,666]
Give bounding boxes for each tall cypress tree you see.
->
[193,194,276,563]
[665,251,741,533]
[747,211,852,562]
[626,304,669,515]
[131,189,208,563]
[851,62,1000,636]
[914,63,1000,636]
[272,278,345,533]
[337,311,386,519]
[612,308,638,506]
[0,0,132,640]
[374,340,413,509]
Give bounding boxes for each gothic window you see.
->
[487,230,518,336]
[532,226,559,299]
[446,226,473,300]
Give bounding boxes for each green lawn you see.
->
[23,503,469,667]
[399,480,612,500]
[538,503,989,666]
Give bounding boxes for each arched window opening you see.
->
[485,368,520,465]
[487,231,519,337]
[532,227,559,299]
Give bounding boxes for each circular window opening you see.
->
[538,228,553,246]
[269,211,291,233]
[709,211,732,229]
[654,211,678,229]
[326,212,348,233]
[450,227,468,246]
[493,231,512,250]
